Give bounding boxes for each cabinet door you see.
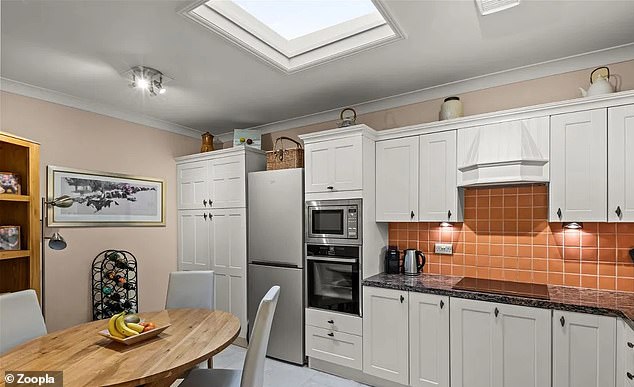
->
[419,131,459,222]
[177,161,209,209]
[493,304,551,387]
[608,104,634,222]
[362,286,409,385]
[375,137,419,222]
[177,210,210,270]
[553,310,616,387]
[210,208,247,338]
[409,293,449,387]
[209,155,245,208]
[550,109,607,221]
[450,298,496,387]
[616,319,634,387]
[305,137,362,193]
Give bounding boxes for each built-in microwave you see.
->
[305,199,362,245]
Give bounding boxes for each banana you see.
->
[108,313,125,339]
[126,323,145,333]
[116,314,139,337]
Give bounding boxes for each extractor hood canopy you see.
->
[457,116,550,187]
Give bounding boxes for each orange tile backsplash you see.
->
[388,184,634,293]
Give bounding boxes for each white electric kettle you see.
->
[579,66,615,97]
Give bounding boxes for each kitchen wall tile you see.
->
[387,184,634,293]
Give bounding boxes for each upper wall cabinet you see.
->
[608,104,634,222]
[177,160,209,210]
[376,137,419,222]
[457,117,549,187]
[550,109,608,222]
[304,136,363,193]
[419,131,461,222]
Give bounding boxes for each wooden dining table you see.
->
[0,309,240,387]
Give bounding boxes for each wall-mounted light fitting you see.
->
[440,222,453,228]
[563,222,583,229]
[128,66,168,96]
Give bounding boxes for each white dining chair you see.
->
[179,285,281,387]
[165,270,215,310]
[0,289,47,355]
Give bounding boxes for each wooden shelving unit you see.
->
[0,132,40,299]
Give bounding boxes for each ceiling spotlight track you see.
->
[128,65,167,96]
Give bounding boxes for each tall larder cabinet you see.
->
[175,146,265,342]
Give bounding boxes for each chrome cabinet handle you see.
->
[440,300,445,309]
[203,213,207,220]
[556,208,562,219]
[560,316,565,327]
[327,332,334,337]
[494,307,499,317]
[400,295,405,303]
[327,320,334,324]
[616,206,622,218]
[203,199,207,207]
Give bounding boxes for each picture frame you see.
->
[233,129,262,149]
[0,172,21,195]
[0,225,21,250]
[47,166,165,227]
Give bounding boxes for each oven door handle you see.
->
[306,256,358,263]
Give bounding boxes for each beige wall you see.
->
[0,91,200,332]
[225,59,634,150]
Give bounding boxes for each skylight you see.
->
[232,0,382,40]
[181,0,403,73]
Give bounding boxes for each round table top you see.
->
[0,309,240,387]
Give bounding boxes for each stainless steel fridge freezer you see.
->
[247,168,304,365]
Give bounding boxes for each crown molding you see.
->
[0,77,202,139]
[233,43,634,136]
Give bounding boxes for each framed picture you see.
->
[0,226,21,250]
[47,166,165,227]
[233,129,261,149]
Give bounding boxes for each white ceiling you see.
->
[2,0,634,136]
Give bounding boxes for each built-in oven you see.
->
[306,244,361,316]
[305,199,361,245]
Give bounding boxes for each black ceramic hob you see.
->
[453,277,550,300]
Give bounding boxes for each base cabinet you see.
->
[553,310,616,387]
[450,298,551,387]
[409,293,450,387]
[617,320,634,387]
[362,286,409,385]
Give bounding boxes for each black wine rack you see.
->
[92,249,138,321]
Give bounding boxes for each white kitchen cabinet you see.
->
[304,136,363,193]
[375,137,419,222]
[419,130,461,222]
[493,303,551,387]
[362,286,409,385]
[409,292,449,387]
[177,210,211,270]
[177,161,209,209]
[608,104,634,222]
[305,325,363,370]
[553,310,616,387]
[617,319,634,387]
[550,109,608,222]
[450,298,551,387]
[210,207,248,339]
[210,154,246,208]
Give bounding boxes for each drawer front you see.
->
[305,325,362,370]
[306,308,362,336]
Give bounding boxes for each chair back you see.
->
[0,289,47,355]
[240,286,280,387]
[165,271,215,310]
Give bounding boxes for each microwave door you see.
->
[308,207,346,239]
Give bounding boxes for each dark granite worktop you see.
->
[363,273,634,329]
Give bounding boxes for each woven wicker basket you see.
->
[266,136,304,170]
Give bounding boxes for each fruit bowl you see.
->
[99,324,170,345]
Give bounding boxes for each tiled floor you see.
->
[188,345,369,387]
